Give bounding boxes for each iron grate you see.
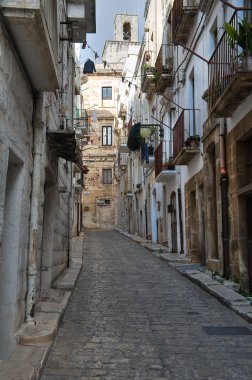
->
[203,326,252,336]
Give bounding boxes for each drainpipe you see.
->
[67,166,72,267]
[220,119,230,279]
[145,199,148,238]
[26,95,44,321]
[178,188,184,254]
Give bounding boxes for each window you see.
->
[102,169,112,184]
[102,126,112,146]
[123,22,131,40]
[102,87,112,100]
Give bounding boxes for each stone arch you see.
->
[123,22,131,41]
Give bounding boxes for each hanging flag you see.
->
[152,105,156,113]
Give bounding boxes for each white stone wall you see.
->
[0,21,34,358]
[0,0,80,358]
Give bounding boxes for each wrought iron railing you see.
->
[155,44,174,73]
[119,153,128,166]
[173,110,199,159]
[172,0,198,43]
[154,140,173,178]
[208,10,252,113]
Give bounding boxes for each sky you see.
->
[80,0,146,68]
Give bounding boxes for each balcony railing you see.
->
[118,135,130,153]
[141,62,156,97]
[154,44,175,95]
[172,0,199,45]
[207,10,252,117]
[173,110,200,165]
[155,141,175,182]
[118,153,128,171]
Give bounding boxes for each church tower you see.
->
[114,14,138,42]
[102,14,140,71]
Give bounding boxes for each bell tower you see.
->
[114,14,138,42]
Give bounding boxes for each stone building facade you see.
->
[81,13,141,230]
[0,0,95,359]
[114,0,252,294]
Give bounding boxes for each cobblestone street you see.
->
[41,230,252,380]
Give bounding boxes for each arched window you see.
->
[123,22,131,41]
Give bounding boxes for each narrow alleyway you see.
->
[41,230,252,380]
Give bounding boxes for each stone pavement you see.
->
[41,230,252,380]
[0,235,84,380]
[118,230,252,325]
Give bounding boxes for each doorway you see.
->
[0,151,24,359]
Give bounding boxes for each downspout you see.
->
[178,188,184,254]
[67,166,72,268]
[26,95,43,321]
[220,119,230,279]
[145,199,148,238]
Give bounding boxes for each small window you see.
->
[102,87,112,100]
[102,169,112,184]
[102,126,112,146]
[105,199,111,205]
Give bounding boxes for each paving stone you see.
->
[41,230,252,380]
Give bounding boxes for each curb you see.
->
[115,228,252,325]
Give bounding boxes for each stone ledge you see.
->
[16,312,60,346]
[183,269,252,324]
[0,345,49,380]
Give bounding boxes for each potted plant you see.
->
[224,17,252,69]
[162,158,175,170]
[185,135,200,148]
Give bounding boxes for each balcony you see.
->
[73,172,84,189]
[155,141,176,183]
[1,0,59,91]
[118,135,130,153]
[154,44,175,95]
[141,63,156,98]
[124,179,133,198]
[118,103,127,118]
[172,0,199,45]
[46,130,77,162]
[173,110,200,165]
[207,10,252,117]
[66,0,96,42]
[141,143,155,169]
[198,0,214,14]
[118,153,128,171]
